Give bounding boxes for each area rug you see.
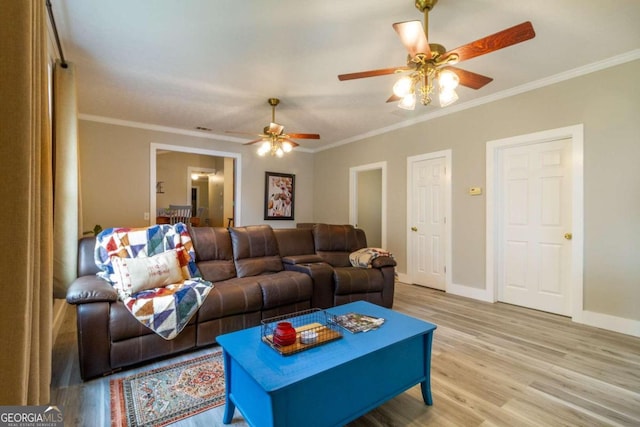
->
[110,351,225,427]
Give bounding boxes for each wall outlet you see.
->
[143,212,150,220]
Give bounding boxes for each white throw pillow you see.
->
[111,249,184,296]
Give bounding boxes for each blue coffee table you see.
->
[217,300,437,427]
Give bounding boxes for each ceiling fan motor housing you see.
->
[415,0,438,12]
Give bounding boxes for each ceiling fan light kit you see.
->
[225,97,320,157]
[338,0,535,110]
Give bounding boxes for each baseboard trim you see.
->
[447,283,495,303]
[396,277,640,338]
[396,272,410,284]
[575,309,640,338]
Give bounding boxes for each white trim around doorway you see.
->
[150,143,242,226]
[349,161,388,249]
[486,124,584,314]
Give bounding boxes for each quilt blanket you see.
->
[95,223,213,340]
[349,247,393,268]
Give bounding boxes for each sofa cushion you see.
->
[195,277,263,322]
[332,267,385,295]
[109,299,200,343]
[273,228,316,256]
[256,271,313,309]
[110,301,152,341]
[229,225,283,277]
[189,226,237,282]
[313,224,365,267]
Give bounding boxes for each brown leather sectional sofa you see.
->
[66,223,396,380]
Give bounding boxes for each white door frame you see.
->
[406,149,452,289]
[150,143,242,226]
[349,161,387,249]
[486,124,584,318]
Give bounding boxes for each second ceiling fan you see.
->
[338,0,536,109]
[226,98,320,157]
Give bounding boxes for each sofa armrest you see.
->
[281,254,325,265]
[371,256,397,269]
[66,275,118,305]
[283,262,335,309]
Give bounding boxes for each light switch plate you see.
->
[469,187,483,196]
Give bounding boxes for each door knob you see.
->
[411,226,418,232]
[564,233,573,240]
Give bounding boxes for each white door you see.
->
[498,138,572,315]
[409,155,448,290]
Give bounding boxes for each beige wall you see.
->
[78,60,639,322]
[314,60,640,321]
[79,120,316,230]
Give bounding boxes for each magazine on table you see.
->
[331,312,385,333]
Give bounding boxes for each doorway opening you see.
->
[187,166,218,226]
[349,162,387,249]
[150,143,241,227]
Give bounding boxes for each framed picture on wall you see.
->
[264,171,295,220]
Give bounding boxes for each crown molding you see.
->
[78,114,243,141]
[79,49,639,155]
[78,114,315,153]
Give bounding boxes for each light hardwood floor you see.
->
[51,282,640,426]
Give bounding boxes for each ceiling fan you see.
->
[338,0,535,109]
[226,98,320,157]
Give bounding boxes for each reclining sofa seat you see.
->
[187,226,263,346]
[312,223,396,308]
[227,225,314,319]
[67,237,197,380]
[189,225,314,346]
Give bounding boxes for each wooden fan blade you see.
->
[445,21,535,63]
[442,66,493,90]
[393,20,431,59]
[243,138,266,146]
[386,94,401,103]
[338,66,410,81]
[286,133,320,140]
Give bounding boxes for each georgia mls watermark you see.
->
[0,406,63,427]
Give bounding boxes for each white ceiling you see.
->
[52,0,640,151]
